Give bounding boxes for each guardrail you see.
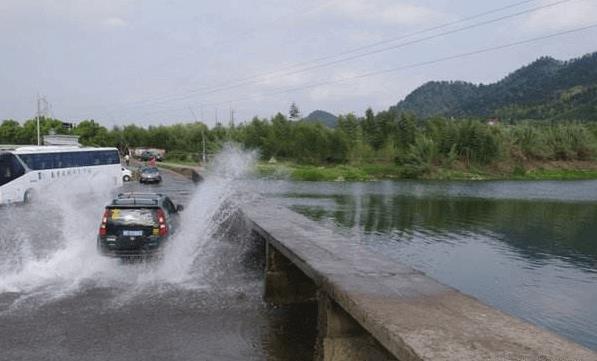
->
[156,162,203,183]
[241,199,596,361]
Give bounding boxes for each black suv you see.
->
[140,151,162,161]
[97,193,183,257]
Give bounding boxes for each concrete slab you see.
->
[242,199,597,361]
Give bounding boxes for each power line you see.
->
[142,0,548,105]
[62,0,341,115]
[135,23,597,119]
[93,23,597,123]
[156,0,577,104]
[69,0,571,119]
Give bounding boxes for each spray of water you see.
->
[0,145,257,309]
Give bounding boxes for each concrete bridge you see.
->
[241,199,597,361]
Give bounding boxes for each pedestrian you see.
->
[124,154,130,166]
[148,156,156,167]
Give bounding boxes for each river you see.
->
[262,179,597,351]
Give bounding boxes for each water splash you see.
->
[0,145,257,309]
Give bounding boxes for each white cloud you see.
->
[103,16,128,28]
[524,0,597,32]
[0,0,136,27]
[306,68,397,105]
[325,0,446,26]
[259,71,314,89]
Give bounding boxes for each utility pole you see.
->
[229,107,235,124]
[36,96,49,146]
[202,130,206,163]
[36,96,41,146]
[189,106,207,164]
[215,108,218,124]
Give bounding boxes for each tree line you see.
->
[1,109,596,177]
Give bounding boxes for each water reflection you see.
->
[289,194,597,268]
[265,180,597,350]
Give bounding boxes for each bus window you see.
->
[18,154,35,169]
[107,150,120,164]
[0,153,25,186]
[93,156,101,165]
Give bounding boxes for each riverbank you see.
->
[256,160,597,181]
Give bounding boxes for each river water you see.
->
[262,179,597,351]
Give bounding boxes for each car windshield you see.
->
[0,153,25,186]
[142,168,158,174]
[106,208,156,226]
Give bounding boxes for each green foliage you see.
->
[545,124,595,160]
[0,117,74,144]
[393,52,597,121]
[397,135,437,178]
[396,112,417,150]
[2,104,596,181]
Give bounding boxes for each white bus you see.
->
[0,146,122,204]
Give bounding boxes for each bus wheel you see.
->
[24,189,35,203]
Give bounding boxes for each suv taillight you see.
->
[99,209,110,237]
[156,208,168,236]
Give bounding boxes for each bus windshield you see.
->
[0,153,25,186]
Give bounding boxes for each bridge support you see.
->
[316,293,397,361]
[264,241,316,304]
[263,240,395,360]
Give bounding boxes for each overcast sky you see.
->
[1,0,596,127]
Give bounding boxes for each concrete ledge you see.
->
[157,163,203,183]
[242,199,596,361]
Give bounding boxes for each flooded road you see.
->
[0,155,317,361]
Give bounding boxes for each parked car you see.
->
[97,192,183,257]
[139,167,162,184]
[140,151,162,161]
[121,167,133,182]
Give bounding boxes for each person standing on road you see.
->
[124,154,130,166]
[148,156,156,167]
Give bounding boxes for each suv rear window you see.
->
[107,208,156,226]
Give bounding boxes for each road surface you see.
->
[0,169,316,361]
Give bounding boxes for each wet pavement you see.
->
[0,169,317,361]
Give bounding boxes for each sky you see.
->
[1,0,596,127]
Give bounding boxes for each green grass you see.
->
[512,168,597,180]
[255,161,597,182]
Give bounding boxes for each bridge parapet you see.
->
[242,199,596,361]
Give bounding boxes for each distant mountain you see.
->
[303,110,338,128]
[392,52,597,121]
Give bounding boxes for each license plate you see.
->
[123,230,143,236]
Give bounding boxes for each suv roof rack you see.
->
[117,192,163,199]
[111,198,159,206]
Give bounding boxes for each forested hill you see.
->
[392,52,597,121]
[303,110,338,128]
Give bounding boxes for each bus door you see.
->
[0,153,26,202]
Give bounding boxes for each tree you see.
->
[289,102,301,120]
[396,113,417,151]
[0,120,22,144]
